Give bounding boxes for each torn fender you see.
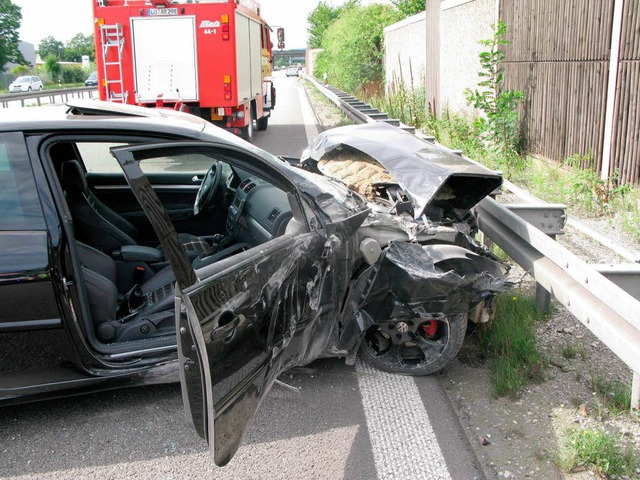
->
[337,241,508,352]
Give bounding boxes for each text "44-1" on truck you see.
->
[93,0,279,140]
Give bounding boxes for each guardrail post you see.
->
[535,233,555,314]
[633,372,640,411]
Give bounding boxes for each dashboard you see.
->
[226,175,293,246]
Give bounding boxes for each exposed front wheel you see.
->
[359,313,468,376]
[256,115,268,131]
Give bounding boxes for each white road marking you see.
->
[356,359,452,480]
[295,81,320,142]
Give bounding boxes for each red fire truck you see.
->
[92,0,277,139]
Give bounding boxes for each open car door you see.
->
[111,142,335,466]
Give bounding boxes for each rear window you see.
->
[0,133,46,230]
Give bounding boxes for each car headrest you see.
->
[61,160,88,193]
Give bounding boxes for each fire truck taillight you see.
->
[223,74,232,101]
[221,14,230,41]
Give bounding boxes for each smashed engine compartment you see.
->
[299,123,511,374]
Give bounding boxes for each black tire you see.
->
[27,86,32,92]
[359,313,468,376]
[242,107,254,141]
[256,115,269,131]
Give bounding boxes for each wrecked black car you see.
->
[0,102,506,465]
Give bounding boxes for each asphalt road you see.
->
[0,73,484,480]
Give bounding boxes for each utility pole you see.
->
[425,0,440,116]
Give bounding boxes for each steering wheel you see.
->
[194,162,222,216]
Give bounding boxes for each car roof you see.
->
[0,100,211,137]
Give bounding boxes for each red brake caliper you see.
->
[421,320,438,338]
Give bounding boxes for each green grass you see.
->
[560,342,588,361]
[561,429,638,477]
[303,79,353,129]
[591,376,632,415]
[477,292,547,398]
[561,343,577,360]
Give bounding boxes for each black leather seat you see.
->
[61,160,209,258]
[77,242,176,343]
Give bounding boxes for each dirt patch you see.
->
[444,269,640,480]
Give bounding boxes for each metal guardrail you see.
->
[0,86,97,108]
[306,76,640,410]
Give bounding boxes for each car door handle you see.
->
[211,312,243,342]
[192,175,204,182]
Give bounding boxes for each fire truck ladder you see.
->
[100,24,128,103]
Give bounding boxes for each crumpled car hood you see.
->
[301,123,503,219]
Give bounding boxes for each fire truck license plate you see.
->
[147,8,178,16]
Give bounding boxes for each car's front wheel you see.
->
[359,313,467,376]
[27,86,32,92]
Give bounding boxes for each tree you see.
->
[44,55,61,82]
[391,0,425,18]
[0,0,26,71]
[38,36,64,60]
[465,21,524,175]
[307,0,359,49]
[63,33,95,62]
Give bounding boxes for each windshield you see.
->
[15,76,29,82]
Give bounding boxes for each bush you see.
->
[61,65,85,84]
[314,4,401,94]
[12,65,30,75]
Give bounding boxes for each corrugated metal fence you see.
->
[500,0,639,183]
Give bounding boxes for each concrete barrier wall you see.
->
[440,0,496,113]
[384,0,496,113]
[384,12,426,93]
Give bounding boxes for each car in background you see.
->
[0,100,506,466]
[84,71,98,86]
[286,67,299,77]
[8,75,43,93]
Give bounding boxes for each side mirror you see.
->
[277,27,285,50]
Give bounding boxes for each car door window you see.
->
[78,142,210,175]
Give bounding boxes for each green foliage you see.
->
[465,21,524,176]
[0,0,26,71]
[314,4,401,94]
[391,0,425,18]
[44,56,61,82]
[61,65,85,84]
[562,429,638,477]
[590,376,632,415]
[477,293,546,398]
[11,64,30,75]
[63,33,95,62]
[37,36,65,60]
[367,58,426,128]
[307,0,359,49]
[426,109,491,163]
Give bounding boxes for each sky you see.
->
[14,0,391,50]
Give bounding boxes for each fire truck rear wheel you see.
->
[257,115,269,131]
[243,109,254,141]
